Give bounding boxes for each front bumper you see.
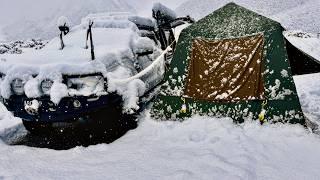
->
[3,93,122,123]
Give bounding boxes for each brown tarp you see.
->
[184,34,265,102]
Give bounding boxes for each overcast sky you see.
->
[0,0,184,26]
[0,0,56,25]
[0,0,186,41]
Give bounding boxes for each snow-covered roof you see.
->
[1,28,135,66]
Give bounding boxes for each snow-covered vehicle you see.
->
[0,4,193,134]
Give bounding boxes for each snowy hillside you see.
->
[1,0,137,41]
[176,0,320,33]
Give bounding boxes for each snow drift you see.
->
[1,108,320,179]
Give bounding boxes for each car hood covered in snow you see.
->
[0,18,155,76]
[2,28,135,66]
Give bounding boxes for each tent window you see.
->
[184,34,265,102]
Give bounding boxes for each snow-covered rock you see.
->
[0,39,47,54]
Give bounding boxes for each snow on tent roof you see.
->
[151,3,306,124]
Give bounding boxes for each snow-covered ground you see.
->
[0,73,320,179]
[294,73,320,123]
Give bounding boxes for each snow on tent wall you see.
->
[151,3,305,124]
[184,34,265,102]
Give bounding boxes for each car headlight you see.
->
[67,75,105,96]
[40,79,54,94]
[11,78,25,95]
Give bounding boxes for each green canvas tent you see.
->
[151,3,312,124]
